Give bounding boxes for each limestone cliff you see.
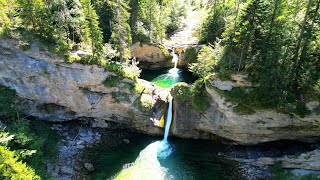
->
[0,44,168,135]
[171,78,320,144]
[1,42,319,144]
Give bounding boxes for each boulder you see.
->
[306,101,320,111]
[84,163,95,172]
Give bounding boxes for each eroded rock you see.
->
[0,44,168,135]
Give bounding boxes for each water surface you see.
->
[140,68,197,88]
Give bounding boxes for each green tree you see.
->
[81,0,104,62]
[0,145,40,179]
[109,0,132,61]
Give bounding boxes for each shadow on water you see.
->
[89,132,319,180]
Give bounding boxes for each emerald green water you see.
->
[140,68,197,88]
[87,133,319,180]
[90,135,242,180]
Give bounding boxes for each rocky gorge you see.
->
[0,40,320,145]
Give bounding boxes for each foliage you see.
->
[189,44,222,78]
[174,80,210,112]
[199,2,226,44]
[2,119,60,178]
[0,85,59,178]
[0,145,40,179]
[139,94,153,109]
[184,47,198,63]
[0,85,19,118]
[81,0,104,61]
[129,0,186,43]
[195,0,320,113]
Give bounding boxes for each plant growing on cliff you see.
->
[174,80,210,112]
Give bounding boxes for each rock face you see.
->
[171,77,320,145]
[130,42,172,69]
[234,149,320,171]
[1,43,320,145]
[0,44,168,135]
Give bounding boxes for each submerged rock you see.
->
[84,162,95,172]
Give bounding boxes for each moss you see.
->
[105,62,125,76]
[103,76,124,87]
[112,92,130,103]
[234,104,255,115]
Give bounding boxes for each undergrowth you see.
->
[174,79,210,112]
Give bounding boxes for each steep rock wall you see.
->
[0,45,168,135]
[171,82,320,144]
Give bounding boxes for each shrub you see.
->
[0,145,40,180]
[0,85,19,119]
[174,80,210,112]
[184,47,198,63]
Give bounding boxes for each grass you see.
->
[212,87,258,115]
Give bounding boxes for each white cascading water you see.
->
[172,48,178,68]
[113,48,178,179]
[163,95,173,142]
[169,48,179,77]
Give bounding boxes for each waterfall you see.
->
[172,48,178,68]
[169,48,179,77]
[163,95,173,142]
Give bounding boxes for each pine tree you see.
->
[108,0,132,61]
[81,0,104,62]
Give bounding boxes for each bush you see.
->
[174,80,210,112]
[0,145,40,180]
[5,119,60,177]
[0,85,19,119]
[184,47,198,63]
[189,45,218,78]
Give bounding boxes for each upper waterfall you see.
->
[172,48,179,69]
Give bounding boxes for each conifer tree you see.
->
[108,0,132,61]
[81,0,104,62]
